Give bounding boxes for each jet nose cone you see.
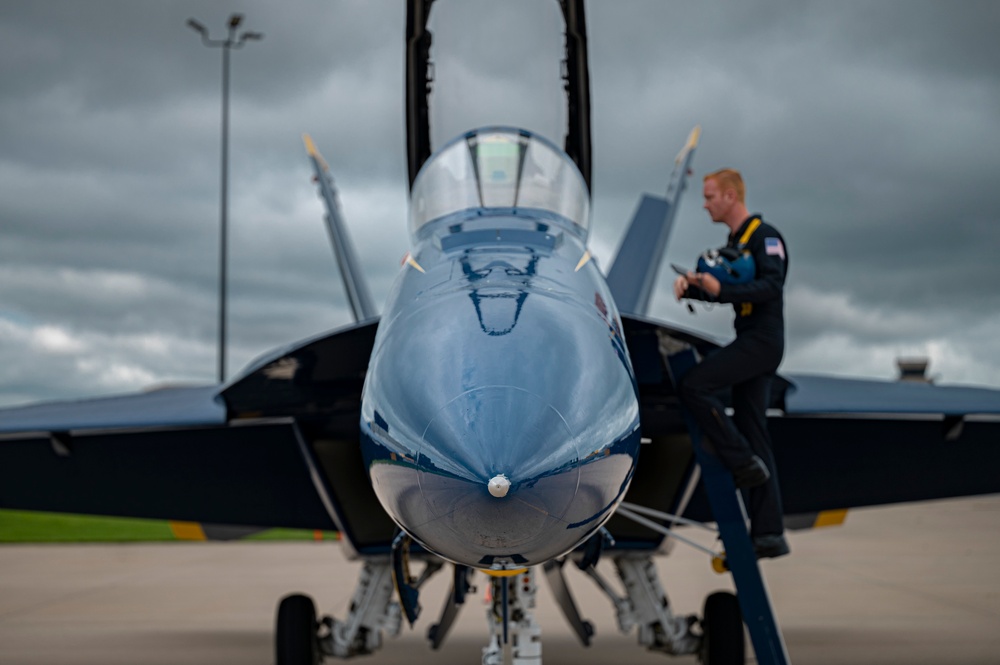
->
[362,279,642,569]
[488,474,510,498]
[410,386,585,565]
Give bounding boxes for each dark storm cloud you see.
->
[579,1,1000,384]
[1,0,999,407]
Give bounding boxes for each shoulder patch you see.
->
[765,237,785,260]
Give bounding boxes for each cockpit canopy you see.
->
[409,128,591,239]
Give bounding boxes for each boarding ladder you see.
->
[665,344,791,665]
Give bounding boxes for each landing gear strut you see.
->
[482,569,542,665]
[274,558,406,663]
[572,553,701,656]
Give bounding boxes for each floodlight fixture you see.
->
[186,18,207,36]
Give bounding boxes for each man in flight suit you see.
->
[673,168,790,559]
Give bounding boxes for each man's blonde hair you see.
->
[704,168,745,204]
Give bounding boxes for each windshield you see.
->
[410,128,590,238]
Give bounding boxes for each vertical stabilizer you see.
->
[605,126,700,316]
[303,134,378,322]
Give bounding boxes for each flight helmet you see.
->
[696,246,756,285]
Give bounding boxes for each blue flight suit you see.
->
[680,214,788,537]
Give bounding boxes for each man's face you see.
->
[703,178,731,223]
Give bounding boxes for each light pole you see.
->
[186,14,263,383]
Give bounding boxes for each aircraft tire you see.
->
[276,593,320,665]
[701,591,744,665]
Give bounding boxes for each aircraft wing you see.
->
[613,315,1000,543]
[0,384,225,433]
[769,373,1000,515]
[0,320,395,552]
[5,311,998,554]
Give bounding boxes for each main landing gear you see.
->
[700,591,745,665]
[276,594,321,665]
[275,559,403,665]
[273,553,746,665]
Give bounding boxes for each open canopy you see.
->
[409,128,591,239]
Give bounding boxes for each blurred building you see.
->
[897,357,931,383]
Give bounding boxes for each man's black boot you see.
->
[753,533,790,559]
[732,454,770,488]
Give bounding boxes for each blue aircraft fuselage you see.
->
[359,128,640,570]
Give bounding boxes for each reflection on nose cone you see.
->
[388,381,639,568]
[420,386,577,489]
[411,386,582,563]
[413,465,584,566]
[488,474,510,498]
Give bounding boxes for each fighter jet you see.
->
[3,2,1000,664]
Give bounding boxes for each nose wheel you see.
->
[276,593,321,665]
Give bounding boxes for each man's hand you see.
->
[673,275,689,301]
[685,271,721,297]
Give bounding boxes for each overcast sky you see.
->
[2,0,999,407]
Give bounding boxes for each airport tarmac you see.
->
[1,495,998,665]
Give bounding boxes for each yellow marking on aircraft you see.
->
[169,521,207,541]
[814,509,848,528]
[483,568,528,577]
[675,125,701,163]
[302,134,330,172]
[574,250,592,272]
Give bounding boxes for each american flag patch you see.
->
[765,237,785,260]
